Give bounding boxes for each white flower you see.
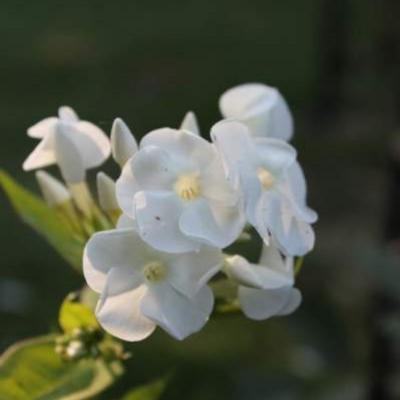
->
[219,83,293,141]
[212,120,317,256]
[224,244,301,320]
[111,118,138,168]
[180,111,200,136]
[116,128,245,253]
[83,228,223,341]
[23,106,110,172]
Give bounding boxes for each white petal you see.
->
[179,199,244,248]
[200,156,239,206]
[219,83,268,117]
[97,172,118,211]
[23,133,56,171]
[111,118,138,167]
[277,288,302,316]
[131,146,178,191]
[180,111,200,136]
[83,228,148,293]
[100,266,143,297]
[257,191,315,256]
[27,117,58,138]
[287,161,307,203]
[254,137,296,175]
[165,246,223,297]
[267,91,293,141]
[141,128,214,169]
[35,170,70,206]
[96,281,155,342]
[276,218,315,257]
[134,191,198,253]
[243,91,293,141]
[58,106,79,122]
[279,162,318,223]
[259,243,292,277]
[54,125,85,183]
[141,284,213,340]
[239,285,297,320]
[115,158,140,218]
[219,83,293,140]
[211,120,262,218]
[211,119,254,186]
[72,121,110,168]
[225,254,293,289]
[116,213,137,229]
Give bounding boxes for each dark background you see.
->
[1,1,400,399]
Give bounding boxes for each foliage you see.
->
[0,335,123,400]
[0,170,85,271]
[121,375,170,400]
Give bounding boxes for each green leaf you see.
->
[121,376,170,400]
[0,170,85,271]
[59,294,99,333]
[0,335,123,400]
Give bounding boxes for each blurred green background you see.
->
[1,0,400,399]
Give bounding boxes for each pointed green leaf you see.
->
[0,335,123,400]
[121,375,170,400]
[0,170,85,271]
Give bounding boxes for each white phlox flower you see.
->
[219,83,293,141]
[211,120,317,256]
[83,228,223,341]
[116,128,246,253]
[224,244,301,320]
[23,106,110,172]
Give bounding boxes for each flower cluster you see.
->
[24,83,317,342]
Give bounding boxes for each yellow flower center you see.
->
[257,167,274,189]
[143,261,167,283]
[174,173,201,201]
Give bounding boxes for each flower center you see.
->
[257,167,274,189]
[174,173,201,201]
[143,261,167,283]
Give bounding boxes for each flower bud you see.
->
[54,124,85,184]
[219,83,293,141]
[111,118,137,168]
[180,111,200,135]
[97,172,119,212]
[35,170,71,207]
[65,339,86,359]
[58,106,79,122]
